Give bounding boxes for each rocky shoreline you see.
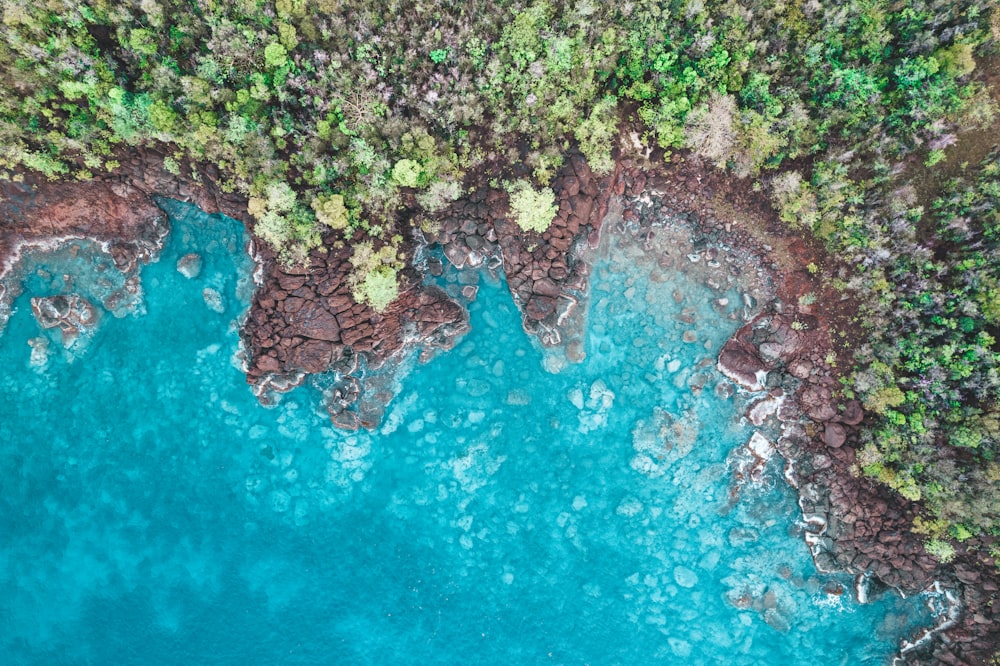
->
[1,147,997,663]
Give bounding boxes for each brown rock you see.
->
[281,296,305,314]
[800,385,837,422]
[532,277,561,298]
[569,195,593,222]
[341,323,375,346]
[316,274,343,296]
[550,234,572,252]
[330,410,361,430]
[277,273,308,291]
[290,301,341,342]
[788,358,812,379]
[717,345,767,391]
[562,176,580,197]
[824,422,847,448]
[325,293,354,314]
[256,354,281,373]
[525,296,556,320]
[288,338,335,373]
[839,400,864,426]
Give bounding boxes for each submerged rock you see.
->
[176,252,203,278]
[674,566,699,588]
[28,336,50,368]
[764,607,791,633]
[202,287,225,313]
[30,294,98,346]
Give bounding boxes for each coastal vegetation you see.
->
[0,0,998,576]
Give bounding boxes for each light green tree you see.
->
[508,180,557,233]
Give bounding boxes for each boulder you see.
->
[31,294,97,330]
[525,295,556,320]
[176,252,202,278]
[288,338,335,374]
[276,273,308,291]
[787,358,812,379]
[532,277,561,298]
[717,345,767,392]
[290,301,341,342]
[824,423,847,448]
[757,319,802,362]
[800,384,837,422]
[30,294,98,346]
[839,400,865,426]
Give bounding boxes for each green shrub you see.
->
[507,180,556,233]
[264,43,289,69]
[417,180,463,213]
[575,96,618,175]
[312,194,350,230]
[925,539,956,563]
[355,264,399,312]
[391,159,423,188]
[349,242,403,312]
[925,149,946,167]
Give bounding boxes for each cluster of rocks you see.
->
[239,151,630,414]
[626,150,999,663]
[110,148,252,226]
[240,242,468,424]
[0,144,246,282]
[718,309,1000,663]
[0,148,239,336]
[0,177,167,273]
[29,293,98,347]
[607,149,1000,662]
[427,154,637,349]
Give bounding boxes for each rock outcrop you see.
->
[718,307,1000,663]
[428,153,630,348]
[30,293,98,346]
[241,240,469,409]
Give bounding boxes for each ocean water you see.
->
[0,201,931,664]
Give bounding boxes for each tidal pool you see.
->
[0,202,930,664]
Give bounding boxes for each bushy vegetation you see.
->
[507,180,556,233]
[348,241,403,312]
[849,150,1000,553]
[1,0,998,559]
[3,0,992,249]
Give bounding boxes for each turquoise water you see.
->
[0,201,929,664]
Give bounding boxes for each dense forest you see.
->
[1,1,999,570]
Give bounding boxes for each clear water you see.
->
[0,201,929,664]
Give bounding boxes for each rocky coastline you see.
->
[1,147,997,663]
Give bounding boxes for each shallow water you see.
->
[0,201,929,664]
